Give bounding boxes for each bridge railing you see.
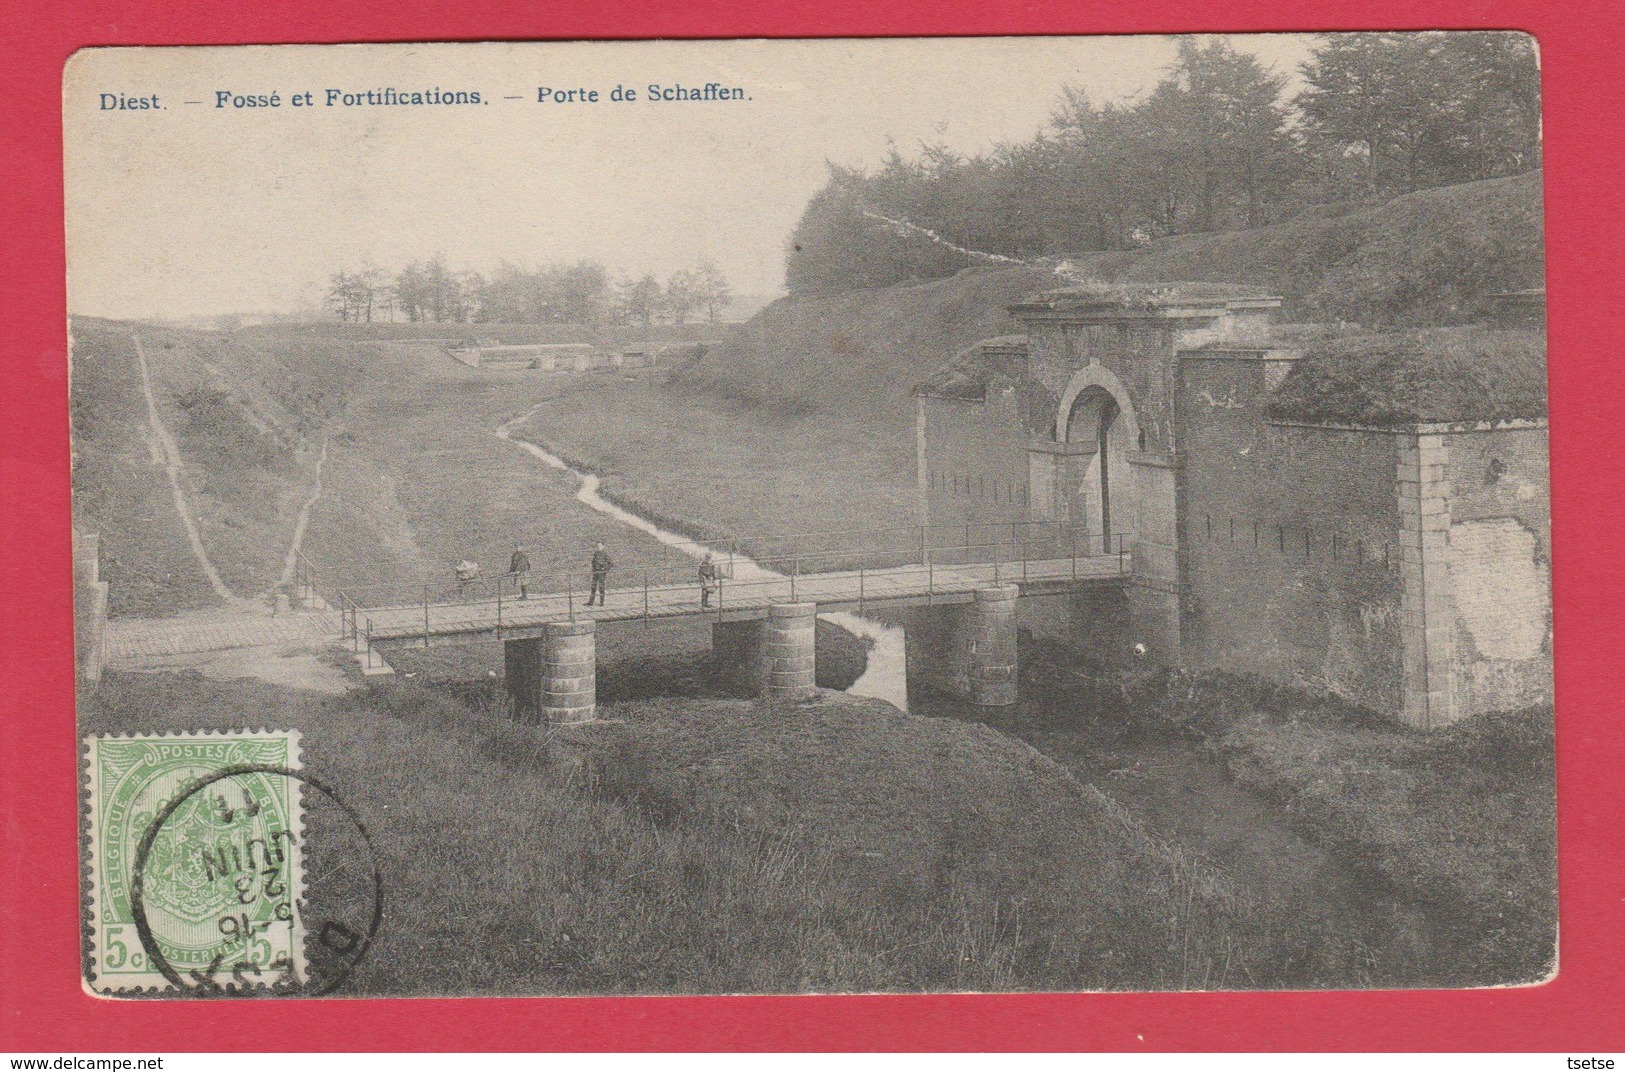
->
[314,518,1114,597]
[334,527,1130,660]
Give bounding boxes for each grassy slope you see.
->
[681,172,1543,424]
[70,321,335,614]
[1266,326,1547,426]
[71,324,224,615]
[514,372,920,548]
[1074,172,1544,327]
[516,266,1056,543]
[303,344,671,599]
[529,174,1544,546]
[70,318,680,614]
[1058,653,1557,986]
[83,670,1312,994]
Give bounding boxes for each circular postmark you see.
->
[130,764,382,997]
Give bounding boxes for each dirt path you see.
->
[272,436,329,595]
[131,332,241,605]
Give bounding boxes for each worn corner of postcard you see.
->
[82,729,305,996]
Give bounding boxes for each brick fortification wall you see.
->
[1179,356,1407,710]
[1439,426,1553,717]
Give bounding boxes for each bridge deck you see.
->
[352,556,1128,647]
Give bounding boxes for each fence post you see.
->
[643,571,650,622]
[497,582,503,630]
[1071,532,1077,581]
[365,618,373,669]
[567,574,574,619]
[423,585,429,647]
[920,525,928,567]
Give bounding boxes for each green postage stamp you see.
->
[83,730,305,994]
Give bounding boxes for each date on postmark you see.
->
[84,730,307,994]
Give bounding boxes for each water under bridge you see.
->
[312,521,1131,723]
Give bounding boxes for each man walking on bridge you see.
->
[509,543,531,600]
[586,542,613,606]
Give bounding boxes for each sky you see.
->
[65,35,1318,320]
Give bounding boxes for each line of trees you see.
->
[787,32,1542,294]
[326,255,732,325]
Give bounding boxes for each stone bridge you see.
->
[324,523,1130,723]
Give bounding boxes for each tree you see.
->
[391,262,430,322]
[695,258,733,322]
[325,270,356,321]
[355,267,386,323]
[1296,32,1539,194]
[615,273,663,325]
[554,259,609,325]
[664,269,703,325]
[325,269,385,322]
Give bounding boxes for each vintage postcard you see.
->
[66,35,1551,997]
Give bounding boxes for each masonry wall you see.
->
[920,391,1032,539]
[1178,357,1407,711]
[1440,426,1553,717]
[74,531,109,688]
[1022,308,1272,452]
[1024,319,1177,449]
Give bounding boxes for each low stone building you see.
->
[914,283,1551,728]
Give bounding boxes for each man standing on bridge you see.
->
[698,552,719,608]
[509,543,531,600]
[586,542,613,606]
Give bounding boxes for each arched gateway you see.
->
[1055,366,1141,552]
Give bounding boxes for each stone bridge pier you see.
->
[712,602,819,702]
[502,586,1022,721]
[903,585,1020,706]
[505,620,596,724]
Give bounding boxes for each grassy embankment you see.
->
[973,643,1558,987]
[522,173,1545,548]
[70,318,693,619]
[69,320,356,615]
[71,322,229,616]
[86,665,1390,994]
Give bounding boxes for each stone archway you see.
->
[1053,367,1141,551]
[1054,364,1142,448]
